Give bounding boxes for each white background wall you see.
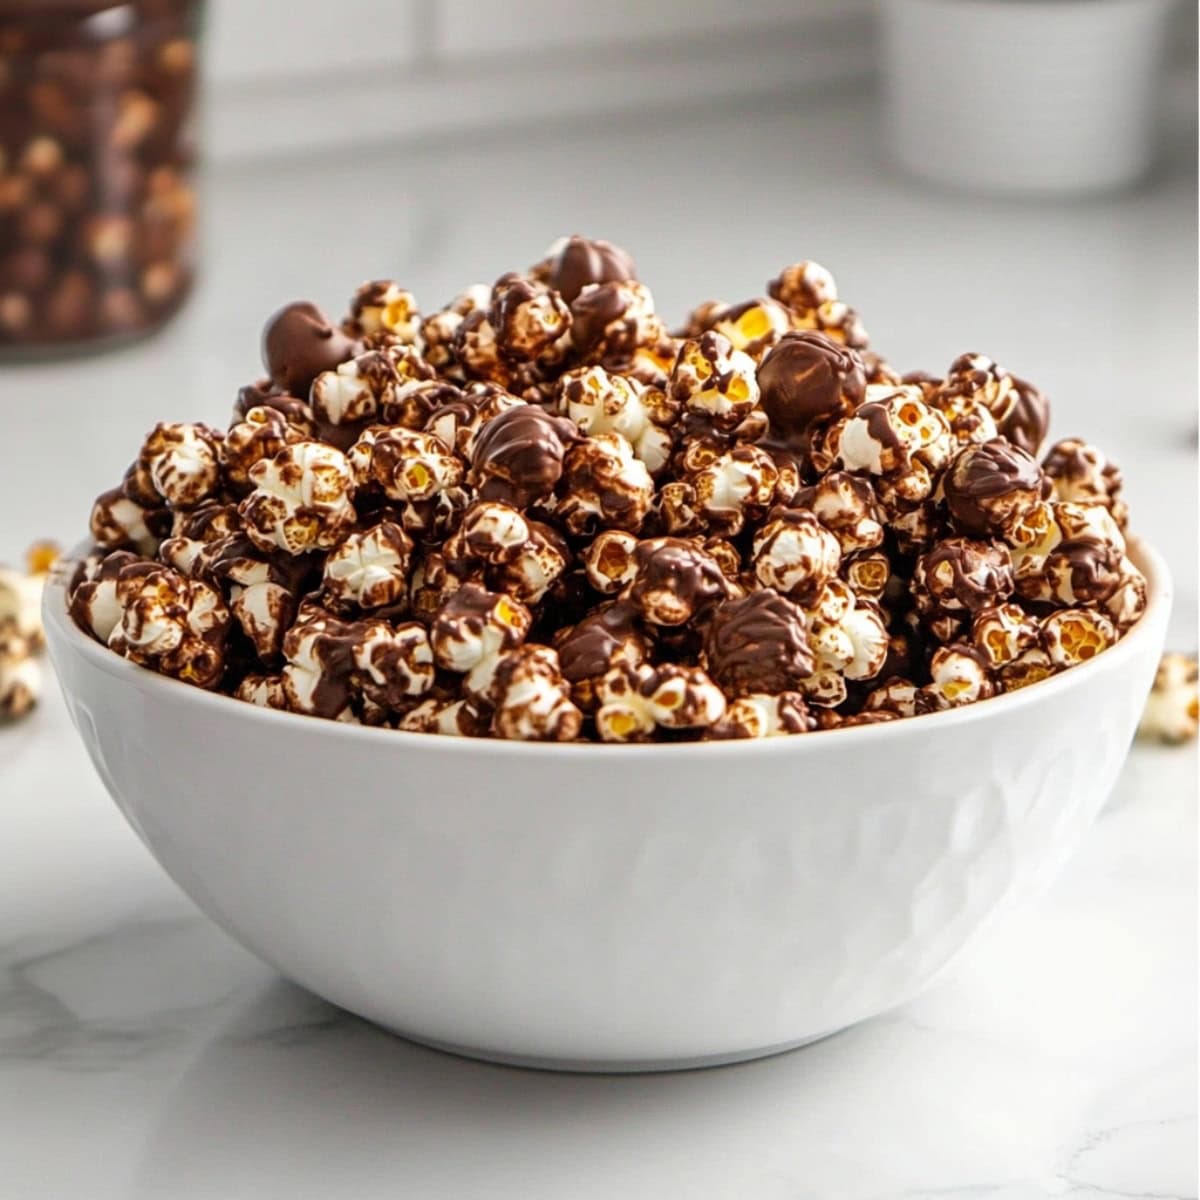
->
[201,0,875,157]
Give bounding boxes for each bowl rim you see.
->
[43,536,1172,759]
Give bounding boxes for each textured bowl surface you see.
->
[44,542,1170,1071]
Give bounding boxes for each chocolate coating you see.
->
[537,235,637,304]
[915,537,1014,616]
[1046,539,1124,603]
[628,538,730,626]
[704,589,814,697]
[757,331,866,444]
[999,377,1050,457]
[942,439,1045,537]
[261,301,359,397]
[569,281,633,357]
[555,601,644,685]
[469,404,581,507]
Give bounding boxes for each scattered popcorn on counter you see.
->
[0,541,59,722]
[62,237,1154,740]
[1138,653,1198,745]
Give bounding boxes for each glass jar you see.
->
[0,1,201,357]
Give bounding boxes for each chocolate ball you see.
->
[704,589,814,697]
[261,300,359,397]
[757,330,866,445]
[537,235,637,304]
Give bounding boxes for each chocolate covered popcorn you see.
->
[67,239,1151,740]
[1138,653,1198,744]
[0,542,59,722]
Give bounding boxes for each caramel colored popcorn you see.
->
[710,297,791,360]
[1041,608,1117,668]
[66,238,1151,739]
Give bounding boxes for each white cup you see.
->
[879,0,1175,195]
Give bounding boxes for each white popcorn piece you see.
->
[488,645,582,741]
[752,509,842,600]
[668,331,760,433]
[835,387,953,493]
[347,426,462,503]
[323,522,413,611]
[583,530,640,595]
[920,644,994,710]
[0,626,40,721]
[135,422,223,509]
[0,564,45,647]
[240,441,357,556]
[768,260,838,311]
[595,661,726,741]
[690,445,780,535]
[431,583,532,696]
[710,692,814,739]
[347,280,421,343]
[558,364,675,473]
[1138,653,1198,744]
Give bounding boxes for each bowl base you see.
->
[383,1025,847,1074]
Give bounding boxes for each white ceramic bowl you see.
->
[44,541,1170,1072]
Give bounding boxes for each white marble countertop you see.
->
[1,91,1196,1198]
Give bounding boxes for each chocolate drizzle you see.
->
[555,601,643,684]
[703,589,814,697]
[998,377,1050,457]
[569,281,633,357]
[469,405,581,507]
[943,439,1045,536]
[629,538,729,626]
